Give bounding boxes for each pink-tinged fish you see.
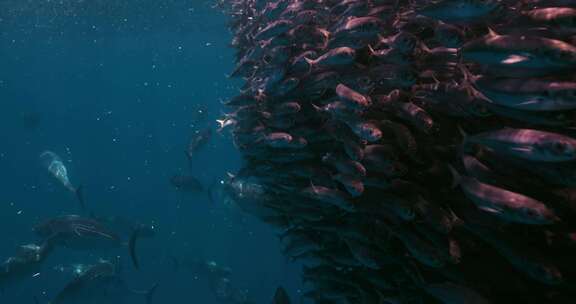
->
[260,132,307,149]
[474,77,576,112]
[386,101,435,134]
[522,7,576,34]
[450,167,559,225]
[273,101,301,115]
[377,32,419,53]
[367,46,414,66]
[304,47,356,72]
[314,101,362,120]
[335,16,385,39]
[254,20,293,41]
[333,174,364,197]
[462,30,576,72]
[335,83,372,110]
[345,120,383,142]
[464,128,576,162]
[322,152,367,177]
[301,184,355,212]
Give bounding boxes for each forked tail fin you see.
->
[145,283,159,304]
[184,151,194,175]
[129,228,142,270]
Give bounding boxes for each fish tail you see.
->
[129,228,142,270]
[145,283,159,304]
[184,151,194,175]
[75,185,86,213]
[448,165,461,189]
[457,124,475,156]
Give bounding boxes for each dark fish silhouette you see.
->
[0,241,54,291]
[185,128,212,171]
[170,174,216,204]
[34,215,144,269]
[49,259,157,304]
[272,287,291,304]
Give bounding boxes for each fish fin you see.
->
[303,57,315,72]
[184,151,194,175]
[145,283,159,304]
[309,180,318,193]
[75,185,86,213]
[419,42,432,53]
[367,44,377,56]
[310,103,324,113]
[457,125,474,155]
[486,27,499,37]
[457,125,468,141]
[447,165,461,189]
[129,228,142,270]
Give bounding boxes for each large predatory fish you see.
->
[0,241,54,292]
[185,127,212,172]
[170,174,217,204]
[33,215,149,269]
[48,259,157,304]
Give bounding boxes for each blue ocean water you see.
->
[0,1,302,303]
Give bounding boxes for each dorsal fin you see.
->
[486,27,499,37]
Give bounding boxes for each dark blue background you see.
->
[0,1,302,303]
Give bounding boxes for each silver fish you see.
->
[465,128,576,162]
[451,167,559,225]
[462,31,576,72]
[475,77,576,111]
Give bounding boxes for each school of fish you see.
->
[218,0,576,303]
